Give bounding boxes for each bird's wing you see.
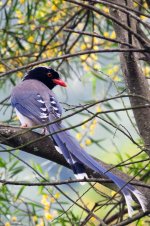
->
[11,84,63,124]
[49,94,62,119]
[11,91,50,124]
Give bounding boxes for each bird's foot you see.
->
[41,127,47,135]
[20,124,28,128]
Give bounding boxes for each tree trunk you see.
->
[109,0,150,157]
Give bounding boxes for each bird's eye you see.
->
[47,73,52,77]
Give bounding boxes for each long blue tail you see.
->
[48,121,147,217]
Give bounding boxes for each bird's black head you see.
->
[23,66,67,90]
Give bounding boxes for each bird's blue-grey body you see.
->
[11,67,147,217]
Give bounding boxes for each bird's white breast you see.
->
[15,108,36,127]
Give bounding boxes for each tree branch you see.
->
[0,48,149,78]
[0,124,150,209]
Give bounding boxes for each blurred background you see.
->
[0,0,149,225]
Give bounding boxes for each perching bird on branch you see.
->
[11,66,147,217]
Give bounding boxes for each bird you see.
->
[11,66,147,217]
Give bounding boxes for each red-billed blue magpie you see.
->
[11,66,147,216]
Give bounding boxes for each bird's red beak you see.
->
[52,79,67,87]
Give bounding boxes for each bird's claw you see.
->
[20,124,28,128]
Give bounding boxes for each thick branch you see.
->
[0,124,150,209]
